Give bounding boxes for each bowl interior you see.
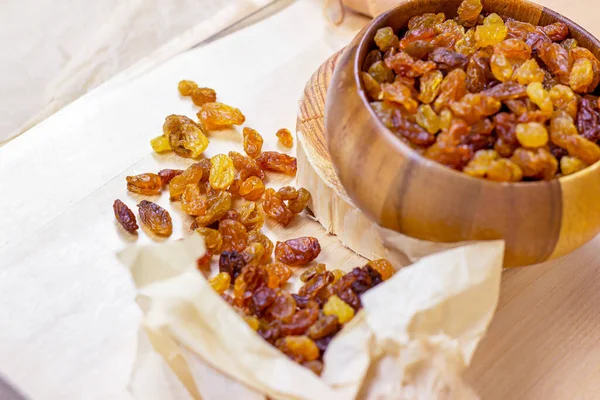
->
[354,0,600,184]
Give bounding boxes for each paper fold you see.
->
[119,235,504,399]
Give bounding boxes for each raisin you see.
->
[209,154,235,190]
[126,173,162,195]
[428,47,468,71]
[363,49,383,71]
[490,53,514,82]
[196,227,223,253]
[247,230,273,263]
[191,88,217,106]
[169,163,204,200]
[569,58,594,93]
[482,82,527,101]
[542,22,569,42]
[265,263,292,288]
[511,147,558,180]
[242,242,266,266]
[449,93,501,124]
[194,191,233,227]
[267,291,297,323]
[457,0,482,27]
[250,286,276,316]
[219,251,246,279]
[384,51,436,78]
[137,200,173,237]
[549,84,578,118]
[298,271,334,298]
[455,29,478,56]
[439,109,453,130]
[300,264,326,283]
[278,186,299,200]
[243,127,264,158]
[322,295,355,324]
[288,188,311,214]
[526,82,554,118]
[219,219,248,253]
[307,315,340,340]
[163,114,209,158]
[551,113,600,165]
[229,151,265,180]
[432,20,465,49]
[418,70,443,104]
[424,119,473,170]
[368,61,395,83]
[415,104,441,134]
[150,135,172,153]
[475,14,508,47]
[196,252,212,277]
[275,237,321,266]
[181,184,207,216]
[515,122,549,148]
[239,201,265,231]
[262,188,294,226]
[276,336,320,363]
[258,320,282,343]
[561,38,578,51]
[466,49,493,93]
[514,59,545,85]
[113,199,139,233]
[244,315,260,331]
[506,18,536,41]
[197,102,245,130]
[576,96,600,142]
[178,80,198,96]
[238,176,265,201]
[525,28,552,53]
[408,13,445,30]
[433,68,467,112]
[560,156,587,175]
[570,47,600,93]
[276,128,294,148]
[381,81,419,113]
[374,27,399,52]
[256,151,297,176]
[158,169,183,187]
[280,301,319,335]
[463,150,523,182]
[362,72,383,100]
[538,43,572,84]
[367,259,395,280]
[209,272,231,295]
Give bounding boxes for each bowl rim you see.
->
[354,0,600,187]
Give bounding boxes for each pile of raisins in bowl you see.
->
[113,80,397,375]
[363,0,600,182]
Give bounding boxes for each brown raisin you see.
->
[137,200,173,237]
[275,237,321,266]
[256,152,297,176]
[113,199,139,233]
[126,173,162,195]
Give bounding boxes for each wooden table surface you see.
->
[0,0,598,399]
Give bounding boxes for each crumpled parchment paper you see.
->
[119,234,504,399]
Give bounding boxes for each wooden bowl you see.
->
[325,0,600,267]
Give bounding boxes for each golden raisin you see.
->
[248,230,274,263]
[181,184,207,216]
[323,295,355,324]
[209,272,231,295]
[191,87,217,106]
[126,173,162,195]
[164,114,209,158]
[137,200,173,237]
[169,162,204,200]
[150,135,172,153]
[331,269,345,283]
[194,191,233,227]
[288,188,311,214]
[238,176,265,201]
[178,80,198,96]
[457,0,482,27]
[243,127,264,158]
[244,315,260,331]
[266,263,292,288]
[239,201,265,231]
[158,169,183,187]
[374,27,399,52]
[415,105,441,134]
[276,336,320,363]
[514,59,545,85]
[219,219,248,253]
[276,128,294,148]
[195,227,223,253]
[515,122,549,148]
[209,154,235,190]
[569,58,594,93]
[560,156,587,176]
[113,199,139,233]
[367,259,395,281]
[526,82,553,118]
[418,70,443,104]
[475,14,508,47]
[242,242,266,266]
[197,102,245,130]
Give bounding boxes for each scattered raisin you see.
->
[113,199,139,233]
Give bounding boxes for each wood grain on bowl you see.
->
[324,0,600,267]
